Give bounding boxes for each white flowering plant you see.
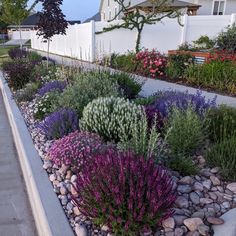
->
[80,96,143,142]
[33,91,59,120]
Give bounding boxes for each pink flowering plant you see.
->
[48,131,105,172]
[73,149,177,235]
[136,49,168,78]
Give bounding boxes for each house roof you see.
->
[84,12,101,23]
[8,13,80,28]
[129,0,201,10]
[99,0,201,12]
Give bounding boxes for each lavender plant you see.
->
[48,131,105,171]
[73,150,177,235]
[147,90,216,118]
[38,108,79,140]
[38,80,67,96]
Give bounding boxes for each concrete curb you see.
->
[213,208,236,236]
[0,73,74,236]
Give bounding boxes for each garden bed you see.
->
[1,48,236,236]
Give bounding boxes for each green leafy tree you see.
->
[0,0,39,48]
[98,0,182,53]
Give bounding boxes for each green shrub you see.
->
[14,82,40,102]
[167,54,193,79]
[216,23,236,53]
[193,35,215,49]
[55,71,120,116]
[119,111,160,159]
[110,52,139,72]
[134,95,158,106]
[206,105,236,142]
[184,60,236,95]
[27,51,42,62]
[166,107,204,157]
[206,136,236,181]
[33,91,59,120]
[110,72,143,99]
[168,155,198,176]
[80,97,143,142]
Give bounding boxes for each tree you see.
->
[97,0,182,52]
[37,0,68,67]
[0,0,39,49]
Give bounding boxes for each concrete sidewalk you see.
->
[0,91,37,236]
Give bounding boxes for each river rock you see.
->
[184,218,203,231]
[207,216,224,225]
[226,183,236,194]
[162,217,175,229]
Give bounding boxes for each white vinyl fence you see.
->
[31,14,236,62]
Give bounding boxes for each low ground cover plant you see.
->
[38,108,79,140]
[73,150,177,235]
[48,131,105,171]
[80,97,143,142]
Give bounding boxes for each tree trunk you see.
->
[19,26,23,50]
[47,39,50,68]
[135,29,142,53]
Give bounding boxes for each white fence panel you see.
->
[31,22,94,62]
[31,14,236,62]
[185,15,232,42]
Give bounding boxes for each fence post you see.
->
[90,20,95,62]
[180,14,188,45]
[230,13,236,26]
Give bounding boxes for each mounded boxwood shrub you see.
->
[54,71,120,116]
[73,150,177,235]
[38,108,79,140]
[206,105,236,142]
[80,97,143,142]
[48,131,105,171]
[206,136,236,181]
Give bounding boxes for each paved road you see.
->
[0,92,37,236]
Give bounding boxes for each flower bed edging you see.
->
[0,72,74,236]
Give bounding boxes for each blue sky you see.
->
[29,0,100,22]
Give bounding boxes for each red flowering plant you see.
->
[136,49,168,78]
[72,149,177,235]
[207,50,236,63]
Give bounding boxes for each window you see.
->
[115,7,117,19]
[109,11,112,20]
[108,0,110,7]
[213,1,225,15]
[103,12,106,20]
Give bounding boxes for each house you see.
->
[184,0,236,15]
[84,12,101,23]
[8,13,81,40]
[100,0,236,21]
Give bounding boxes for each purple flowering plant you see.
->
[146,90,216,119]
[38,80,67,96]
[38,108,79,140]
[48,131,105,171]
[8,48,28,60]
[72,150,177,235]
